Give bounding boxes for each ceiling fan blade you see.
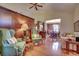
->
[29,3,37,5]
[29,6,34,9]
[34,3,38,5]
[37,5,43,7]
[35,6,38,10]
[29,3,34,5]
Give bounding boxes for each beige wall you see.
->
[47,11,74,34]
[73,5,79,37]
[32,11,55,22]
[73,5,79,22]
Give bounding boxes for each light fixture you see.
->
[45,19,61,24]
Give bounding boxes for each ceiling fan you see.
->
[29,3,43,11]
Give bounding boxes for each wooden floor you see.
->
[62,49,79,56]
[25,46,79,56]
[24,37,79,56]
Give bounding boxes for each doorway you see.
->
[45,19,61,39]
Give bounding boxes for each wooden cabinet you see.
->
[65,40,79,53]
[76,44,79,53]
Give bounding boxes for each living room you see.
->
[0,3,79,56]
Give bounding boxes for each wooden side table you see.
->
[65,41,69,54]
[66,41,69,50]
[76,44,79,53]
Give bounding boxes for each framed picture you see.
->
[74,20,79,32]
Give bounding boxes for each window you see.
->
[52,24,59,33]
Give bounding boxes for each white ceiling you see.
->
[0,3,78,21]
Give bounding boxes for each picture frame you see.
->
[74,20,79,32]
